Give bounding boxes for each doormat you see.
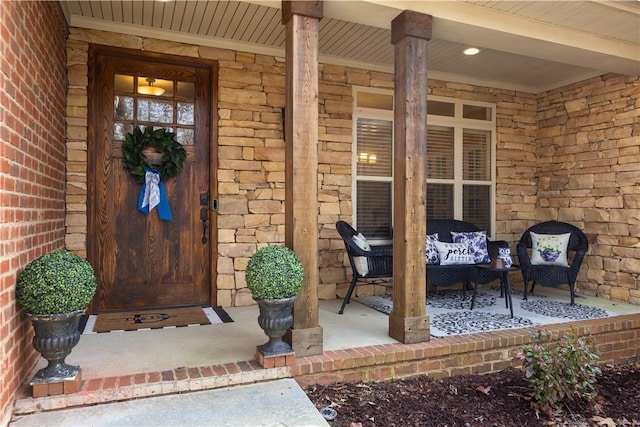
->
[79,306,233,334]
[354,287,616,337]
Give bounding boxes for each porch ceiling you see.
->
[60,0,640,93]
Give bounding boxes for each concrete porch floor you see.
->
[12,286,640,418]
[52,297,397,379]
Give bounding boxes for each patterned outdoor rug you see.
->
[354,287,615,337]
[79,306,233,334]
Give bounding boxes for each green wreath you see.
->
[122,126,187,184]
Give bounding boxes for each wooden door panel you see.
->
[90,48,214,312]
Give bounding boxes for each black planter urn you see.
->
[254,296,297,356]
[28,310,84,384]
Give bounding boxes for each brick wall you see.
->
[293,314,640,387]
[64,28,638,316]
[536,75,640,304]
[0,2,68,424]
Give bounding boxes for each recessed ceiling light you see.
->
[464,47,480,56]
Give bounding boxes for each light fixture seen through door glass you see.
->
[138,78,165,96]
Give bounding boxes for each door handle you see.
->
[200,207,208,244]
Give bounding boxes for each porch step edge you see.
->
[13,366,292,416]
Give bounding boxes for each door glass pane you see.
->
[356,118,392,177]
[177,81,195,99]
[137,99,173,123]
[137,77,172,97]
[357,181,392,240]
[426,126,454,179]
[114,96,134,120]
[177,128,194,145]
[463,185,490,232]
[177,102,195,125]
[113,74,197,147]
[463,129,491,181]
[114,123,134,141]
[114,74,133,93]
[426,184,453,220]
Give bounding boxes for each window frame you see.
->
[352,87,395,244]
[352,89,497,240]
[427,95,497,236]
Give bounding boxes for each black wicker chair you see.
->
[426,219,508,298]
[517,220,589,305]
[336,220,393,314]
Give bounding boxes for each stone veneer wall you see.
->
[65,27,637,311]
[1,2,68,424]
[535,74,640,304]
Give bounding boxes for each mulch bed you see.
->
[305,359,640,427]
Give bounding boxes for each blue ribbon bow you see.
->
[137,168,173,221]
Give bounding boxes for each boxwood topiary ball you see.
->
[16,250,97,315]
[246,245,304,300]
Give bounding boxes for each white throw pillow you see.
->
[451,230,490,264]
[352,233,371,276]
[425,233,439,265]
[530,231,571,267]
[435,241,475,265]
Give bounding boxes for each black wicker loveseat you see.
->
[337,219,508,313]
[426,219,508,297]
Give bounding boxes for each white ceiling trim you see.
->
[70,14,285,57]
[427,69,603,94]
[266,0,640,76]
[592,0,640,15]
[71,14,391,75]
[71,14,551,93]
[366,0,638,50]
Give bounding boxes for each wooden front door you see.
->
[89,48,216,311]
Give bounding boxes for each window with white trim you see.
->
[427,97,495,233]
[353,89,496,238]
[353,89,394,241]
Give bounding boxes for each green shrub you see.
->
[246,245,304,300]
[515,328,602,419]
[16,250,97,315]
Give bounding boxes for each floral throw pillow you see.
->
[425,233,439,265]
[451,231,490,264]
[530,231,571,267]
[434,241,475,265]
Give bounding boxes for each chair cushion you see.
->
[530,231,571,267]
[425,233,439,265]
[451,230,491,264]
[435,241,475,265]
[352,233,371,275]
